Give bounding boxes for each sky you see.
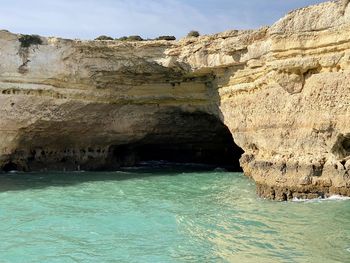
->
[0,0,328,40]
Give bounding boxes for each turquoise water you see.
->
[0,165,349,263]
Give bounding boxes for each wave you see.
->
[292,195,350,202]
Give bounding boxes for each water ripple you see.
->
[0,170,349,262]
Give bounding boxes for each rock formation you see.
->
[0,0,349,200]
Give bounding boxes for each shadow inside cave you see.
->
[0,110,245,192]
[107,111,244,172]
[2,110,244,174]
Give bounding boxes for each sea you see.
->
[0,163,349,263]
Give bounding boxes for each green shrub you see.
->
[117,35,144,41]
[19,34,43,48]
[187,31,200,38]
[117,36,128,41]
[95,35,114,41]
[156,36,176,41]
[127,35,143,41]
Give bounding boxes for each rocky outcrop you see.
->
[0,29,243,172]
[217,0,350,200]
[0,0,349,199]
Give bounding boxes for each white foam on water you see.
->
[327,195,350,201]
[292,195,350,203]
[292,197,318,203]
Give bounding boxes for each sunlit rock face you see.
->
[0,0,349,199]
[0,29,242,172]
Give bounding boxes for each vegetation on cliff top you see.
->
[19,34,43,48]
[187,31,200,37]
[121,35,144,41]
[155,36,176,41]
[95,35,114,41]
[95,35,176,41]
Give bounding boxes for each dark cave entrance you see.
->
[332,133,350,159]
[2,162,18,172]
[109,111,244,171]
[1,111,244,172]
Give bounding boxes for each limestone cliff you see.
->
[0,0,349,200]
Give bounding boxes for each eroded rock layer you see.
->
[0,0,349,199]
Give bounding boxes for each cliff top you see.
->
[1,0,348,48]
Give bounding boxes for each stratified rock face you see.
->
[0,0,349,199]
[217,0,350,200]
[0,28,242,172]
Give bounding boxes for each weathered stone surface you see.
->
[0,0,349,199]
[217,0,350,200]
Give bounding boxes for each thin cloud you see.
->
[0,0,328,39]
